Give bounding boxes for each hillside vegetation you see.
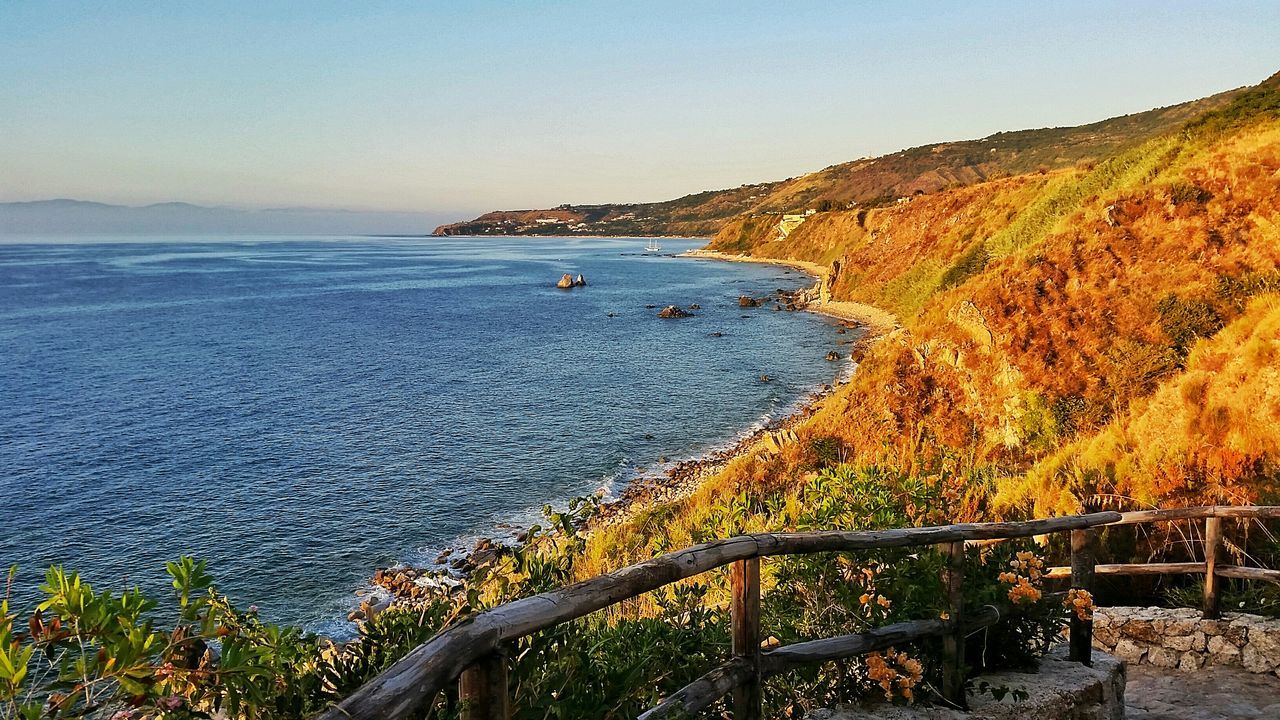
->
[433,88,1240,237]
[581,70,1280,576]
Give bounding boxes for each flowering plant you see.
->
[999,550,1046,605]
[964,543,1067,672]
[865,647,924,702]
[1064,588,1095,621]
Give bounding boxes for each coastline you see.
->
[588,250,899,528]
[363,245,899,614]
[680,248,900,336]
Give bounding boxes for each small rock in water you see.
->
[689,303,701,310]
[826,351,840,361]
[657,305,692,319]
[739,295,761,307]
[574,274,587,287]
[707,331,723,337]
[645,304,657,309]
[760,374,770,383]
[556,273,574,289]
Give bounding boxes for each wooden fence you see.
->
[314,505,1280,720]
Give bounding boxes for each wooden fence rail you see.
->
[314,505,1280,720]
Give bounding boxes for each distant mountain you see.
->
[434,86,1244,237]
[0,199,454,236]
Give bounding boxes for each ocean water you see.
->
[0,235,847,631]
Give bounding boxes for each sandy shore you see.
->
[681,249,900,335]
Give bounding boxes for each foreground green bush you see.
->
[2,465,1072,719]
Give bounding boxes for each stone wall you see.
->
[1092,606,1280,676]
[811,646,1124,720]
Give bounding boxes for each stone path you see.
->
[1126,664,1280,719]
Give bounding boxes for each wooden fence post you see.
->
[940,541,966,709]
[730,557,762,720]
[1203,515,1222,619]
[1069,528,1096,665]
[459,652,509,720]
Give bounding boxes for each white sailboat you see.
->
[644,238,662,253]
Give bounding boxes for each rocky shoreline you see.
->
[351,250,895,623]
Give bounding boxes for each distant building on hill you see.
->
[776,213,808,240]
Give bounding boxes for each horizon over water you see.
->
[0,235,848,633]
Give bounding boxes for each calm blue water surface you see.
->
[0,235,845,631]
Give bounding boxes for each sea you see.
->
[0,235,849,633]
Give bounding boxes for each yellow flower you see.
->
[1008,578,1042,605]
[1063,588,1095,621]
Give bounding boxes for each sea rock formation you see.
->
[657,305,692,319]
[739,295,761,307]
[556,274,574,288]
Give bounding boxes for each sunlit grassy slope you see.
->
[579,70,1280,578]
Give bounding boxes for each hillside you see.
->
[579,68,1280,575]
[433,87,1241,237]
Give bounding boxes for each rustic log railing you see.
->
[314,505,1280,720]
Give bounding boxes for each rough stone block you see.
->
[1120,619,1162,644]
[1192,630,1207,652]
[1114,639,1147,663]
[1148,647,1181,668]
[1208,634,1243,665]
[1163,634,1195,652]
[1179,652,1205,671]
[1248,625,1280,658]
[1164,610,1200,635]
[1093,625,1118,648]
[1223,622,1249,647]
[1242,645,1278,674]
[1200,619,1227,635]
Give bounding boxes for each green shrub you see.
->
[1156,293,1224,358]
[1101,338,1179,408]
[939,241,990,290]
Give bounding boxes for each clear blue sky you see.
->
[2,1,1278,216]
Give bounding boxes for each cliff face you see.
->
[433,87,1242,237]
